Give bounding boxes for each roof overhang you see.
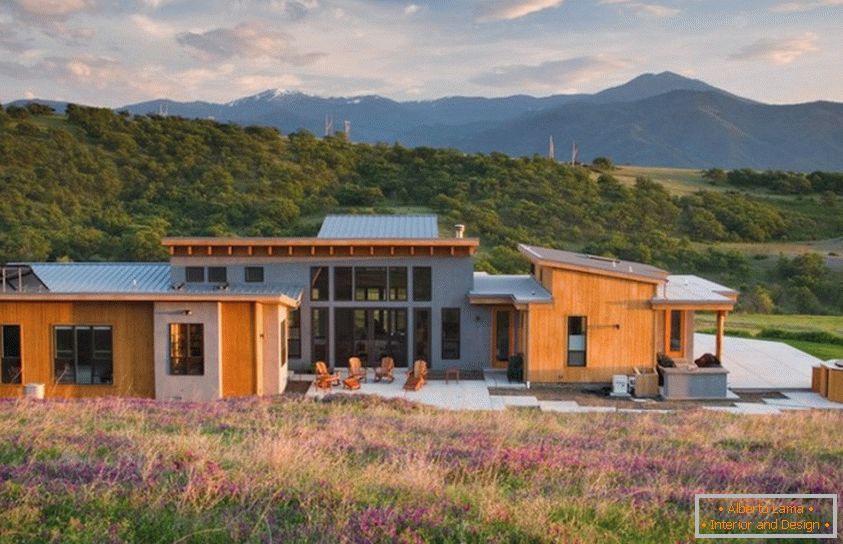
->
[467,294,550,309]
[650,300,735,311]
[162,237,479,258]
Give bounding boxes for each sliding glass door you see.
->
[335,308,407,366]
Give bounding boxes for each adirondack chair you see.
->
[314,361,339,390]
[403,359,428,391]
[348,356,368,382]
[374,356,395,383]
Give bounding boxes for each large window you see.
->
[355,267,387,301]
[334,267,352,301]
[567,316,587,367]
[54,326,113,385]
[185,267,204,283]
[335,308,407,366]
[1,325,21,384]
[311,267,329,301]
[441,308,460,360]
[311,308,329,363]
[413,267,431,301]
[389,267,408,301]
[413,308,431,362]
[245,266,264,283]
[208,266,227,283]
[169,323,204,375]
[288,309,301,359]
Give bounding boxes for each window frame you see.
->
[287,309,301,359]
[53,325,114,385]
[168,323,205,376]
[245,266,264,283]
[441,307,461,360]
[413,267,432,302]
[185,266,204,283]
[566,316,587,367]
[310,266,329,301]
[354,267,387,302]
[334,267,353,301]
[1,324,22,385]
[207,266,227,284]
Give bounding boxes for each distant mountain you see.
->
[7,71,843,170]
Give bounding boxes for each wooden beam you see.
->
[267,246,273,256]
[187,246,193,256]
[715,310,726,361]
[410,246,415,256]
[247,246,253,256]
[206,246,212,256]
[227,246,233,256]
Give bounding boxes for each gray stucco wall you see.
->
[170,256,491,372]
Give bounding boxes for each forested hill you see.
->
[1,104,842,312]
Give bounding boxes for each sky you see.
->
[0,0,841,106]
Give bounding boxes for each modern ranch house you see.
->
[0,215,737,401]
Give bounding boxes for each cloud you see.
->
[176,21,324,64]
[599,0,680,17]
[472,55,634,90]
[771,0,843,12]
[11,0,94,19]
[729,33,818,64]
[404,4,420,15]
[478,0,564,22]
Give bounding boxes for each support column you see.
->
[715,310,725,361]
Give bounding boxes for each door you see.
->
[491,307,515,369]
[335,308,407,367]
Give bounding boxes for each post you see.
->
[715,310,726,361]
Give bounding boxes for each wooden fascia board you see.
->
[651,301,735,311]
[162,237,480,248]
[530,258,666,285]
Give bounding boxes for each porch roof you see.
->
[469,273,552,305]
[651,274,738,309]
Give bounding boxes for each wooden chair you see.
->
[314,361,339,390]
[374,356,395,383]
[348,356,367,382]
[403,359,428,391]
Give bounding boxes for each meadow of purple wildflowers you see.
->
[0,395,840,543]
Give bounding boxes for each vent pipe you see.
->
[454,224,465,239]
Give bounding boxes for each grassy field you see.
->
[1,396,842,543]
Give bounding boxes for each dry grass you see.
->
[1,396,841,543]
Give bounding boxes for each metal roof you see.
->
[653,275,738,305]
[469,273,552,304]
[318,214,439,239]
[518,244,668,282]
[28,263,171,293]
[18,263,303,302]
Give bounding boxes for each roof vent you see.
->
[454,224,465,239]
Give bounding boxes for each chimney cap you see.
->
[454,224,466,238]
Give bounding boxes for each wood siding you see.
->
[220,302,256,397]
[0,301,154,398]
[526,268,657,383]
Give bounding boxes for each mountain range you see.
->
[9,72,843,171]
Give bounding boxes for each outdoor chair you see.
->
[348,356,368,382]
[403,359,428,391]
[374,356,395,383]
[314,361,340,390]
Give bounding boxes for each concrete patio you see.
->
[694,333,820,389]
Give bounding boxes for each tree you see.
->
[701,168,726,184]
[591,156,614,170]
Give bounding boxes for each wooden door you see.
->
[491,308,515,369]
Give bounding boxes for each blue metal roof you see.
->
[318,214,439,239]
[28,263,171,293]
[469,273,552,303]
[22,263,303,301]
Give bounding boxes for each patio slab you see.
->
[483,369,527,390]
[694,333,819,390]
[490,395,540,408]
[763,391,843,410]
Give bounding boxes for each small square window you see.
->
[245,266,264,283]
[185,267,204,283]
[208,267,227,283]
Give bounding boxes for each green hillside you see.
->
[1,103,842,313]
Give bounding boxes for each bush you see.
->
[507,353,524,382]
[757,328,843,346]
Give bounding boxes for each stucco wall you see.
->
[153,301,221,401]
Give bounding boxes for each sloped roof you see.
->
[652,275,738,306]
[518,244,668,283]
[10,263,302,304]
[318,214,439,239]
[28,263,171,293]
[469,273,552,304]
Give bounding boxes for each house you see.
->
[0,214,737,400]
